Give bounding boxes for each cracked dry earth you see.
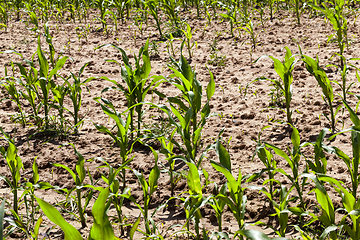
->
[0,8,360,239]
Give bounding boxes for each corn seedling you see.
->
[261,125,308,207]
[95,157,132,235]
[253,184,296,238]
[162,0,182,31]
[93,98,135,189]
[160,55,215,167]
[218,3,239,38]
[210,138,247,232]
[327,56,354,103]
[208,38,227,68]
[240,19,262,54]
[1,72,26,127]
[146,0,163,38]
[301,54,341,132]
[158,134,179,196]
[36,187,114,240]
[0,4,8,30]
[166,33,181,59]
[253,47,298,124]
[64,62,94,132]
[326,99,360,199]
[96,39,163,140]
[209,183,227,232]
[301,174,339,240]
[181,161,211,240]
[181,23,197,59]
[50,80,71,138]
[129,148,161,237]
[305,128,329,175]
[52,144,91,228]
[113,0,128,24]
[0,128,23,215]
[310,0,347,67]
[249,132,279,208]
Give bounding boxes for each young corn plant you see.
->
[64,62,94,132]
[146,0,163,38]
[254,184,296,238]
[8,158,54,239]
[128,150,161,237]
[50,80,71,138]
[218,3,239,38]
[186,161,213,240]
[96,39,163,140]
[240,19,262,61]
[95,157,132,235]
[254,47,298,124]
[208,183,227,232]
[210,139,248,233]
[249,132,279,208]
[0,128,23,215]
[306,128,329,175]
[1,73,26,127]
[301,174,339,240]
[52,144,92,228]
[327,99,360,199]
[33,37,68,131]
[36,187,115,240]
[181,23,197,59]
[311,174,360,240]
[158,135,179,196]
[158,55,215,167]
[261,125,308,208]
[13,55,42,127]
[327,56,354,103]
[310,0,347,67]
[301,54,341,132]
[93,98,135,189]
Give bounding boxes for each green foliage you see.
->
[207,39,227,67]
[96,39,163,140]
[181,23,197,59]
[301,53,341,132]
[52,144,91,228]
[157,55,215,167]
[310,0,347,66]
[254,47,298,124]
[211,139,247,232]
[0,128,22,214]
[36,197,83,240]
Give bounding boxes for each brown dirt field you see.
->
[0,8,360,239]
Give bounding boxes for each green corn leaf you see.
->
[33,216,43,238]
[211,161,238,194]
[48,56,68,80]
[36,197,83,240]
[149,164,160,195]
[130,215,141,240]
[52,163,77,184]
[89,188,114,240]
[237,229,273,240]
[343,99,360,129]
[215,140,231,173]
[290,125,300,150]
[0,197,5,240]
[134,170,148,196]
[320,225,338,240]
[68,144,86,184]
[186,162,202,196]
[37,37,49,78]
[32,157,39,184]
[206,68,215,100]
